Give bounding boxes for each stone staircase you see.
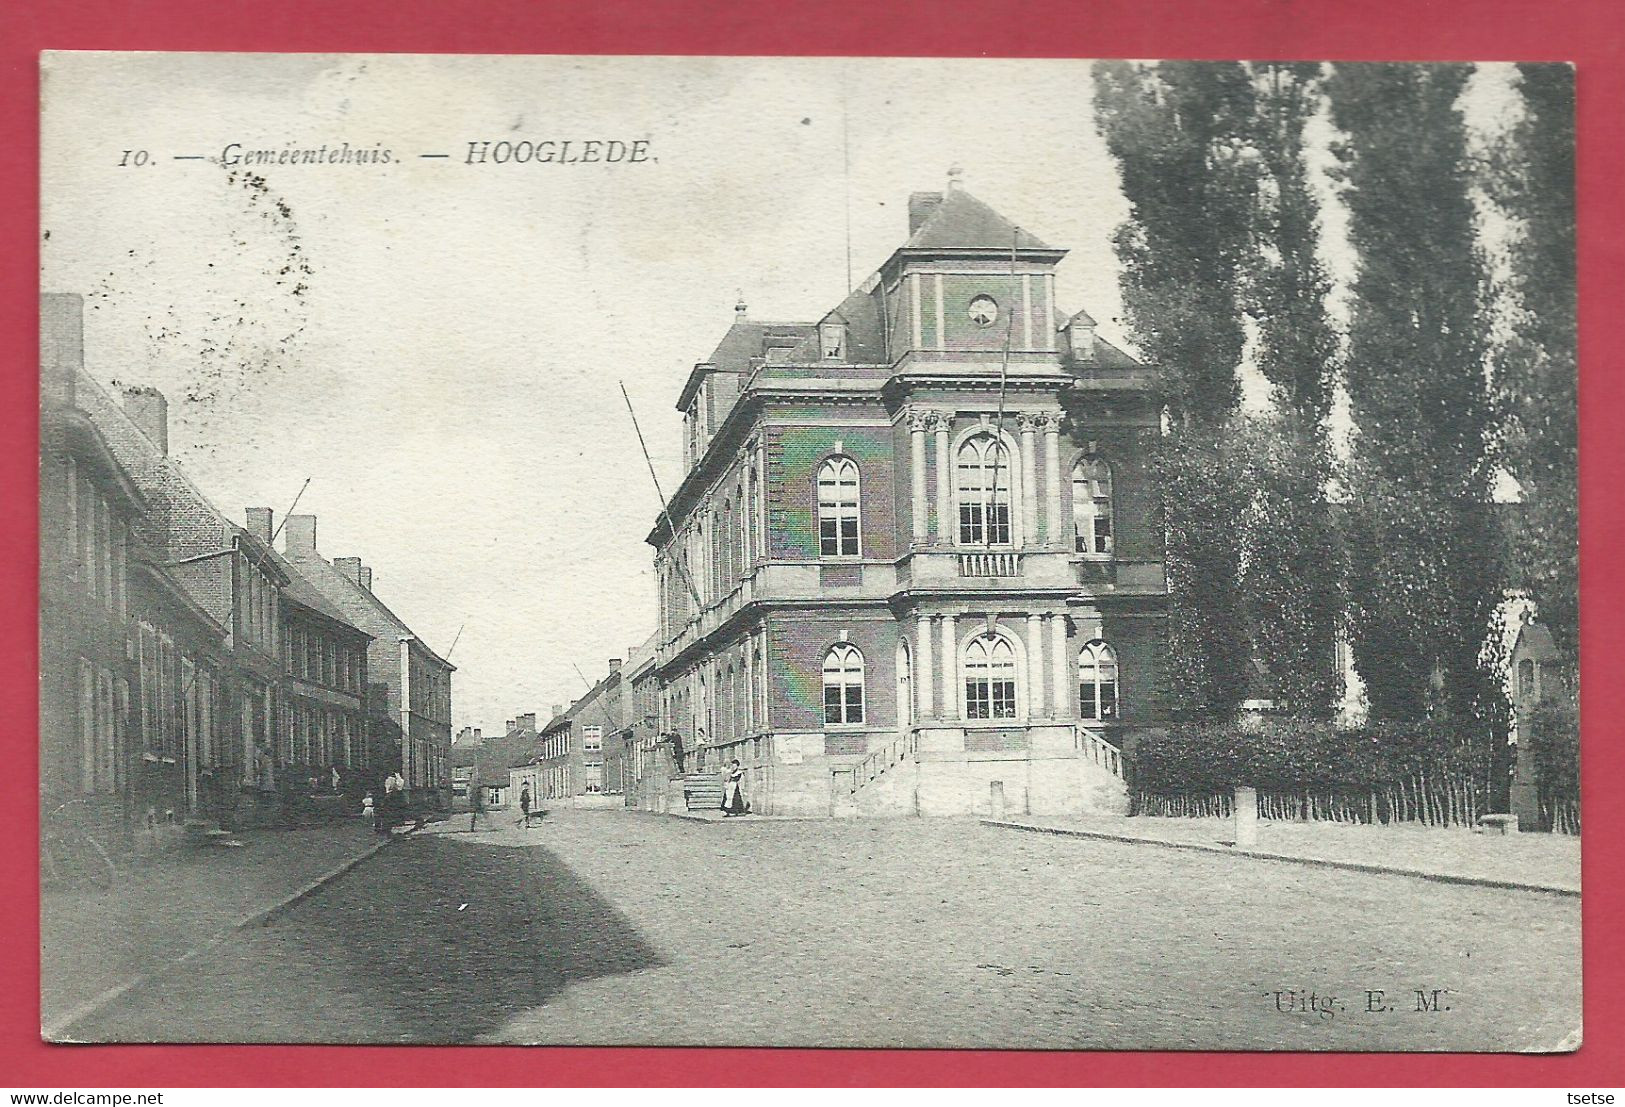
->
[681,772,725,812]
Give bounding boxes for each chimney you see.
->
[333,556,363,585]
[551,704,563,719]
[734,293,748,322]
[122,387,169,456]
[358,565,373,591]
[946,164,965,192]
[908,191,944,235]
[41,293,83,409]
[516,712,537,735]
[609,658,623,672]
[245,507,274,546]
[284,514,318,555]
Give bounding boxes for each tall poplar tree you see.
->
[1326,64,1503,740]
[1093,60,1255,719]
[1490,64,1578,666]
[1237,62,1342,716]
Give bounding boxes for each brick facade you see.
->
[645,185,1169,817]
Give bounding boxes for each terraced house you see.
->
[277,514,455,805]
[648,179,1167,817]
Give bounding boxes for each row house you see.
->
[45,295,283,842]
[278,514,456,805]
[83,370,293,831]
[264,532,374,800]
[531,660,629,804]
[39,294,148,846]
[450,726,485,798]
[620,633,664,808]
[40,293,399,850]
[481,715,540,810]
[647,180,1167,818]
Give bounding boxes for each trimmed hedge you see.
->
[1526,692,1579,834]
[1131,719,1492,827]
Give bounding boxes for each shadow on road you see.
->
[70,835,664,1043]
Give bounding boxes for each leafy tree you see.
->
[1489,64,1578,666]
[1094,60,1255,719]
[1325,65,1505,765]
[1237,62,1343,716]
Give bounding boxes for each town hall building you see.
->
[647,178,1167,817]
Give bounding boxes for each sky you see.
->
[40,54,1520,733]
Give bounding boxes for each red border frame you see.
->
[2,0,1621,1087]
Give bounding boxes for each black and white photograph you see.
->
[37,53,1579,1051]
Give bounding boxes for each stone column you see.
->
[1234,787,1259,847]
[916,612,935,721]
[908,408,930,546]
[933,413,953,545]
[1041,412,1064,548]
[1050,614,1071,720]
[940,612,959,720]
[1027,612,1047,717]
[1018,413,1039,548]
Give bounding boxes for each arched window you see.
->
[1078,639,1118,721]
[822,643,865,726]
[964,634,1018,720]
[1518,658,1538,701]
[817,456,861,557]
[1073,456,1113,555]
[897,638,913,727]
[956,434,1013,546]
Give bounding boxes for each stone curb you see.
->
[42,830,405,1043]
[634,809,830,823]
[981,819,1581,898]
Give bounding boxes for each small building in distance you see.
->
[531,661,629,806]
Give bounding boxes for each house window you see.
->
[1079,639,1119,721]
[822,643,865,726]
[817,456,861,557]
[957,434,1013,546]
[1073,457,1114,555]
[964,634,1018,720]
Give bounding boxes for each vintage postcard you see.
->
[37,52,1579,1050]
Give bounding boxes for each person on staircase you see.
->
[720,759,749,817]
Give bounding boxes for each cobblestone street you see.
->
[71,811,1581,1050]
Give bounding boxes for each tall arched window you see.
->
[817,456,861,557]
[964,634,1018,720]
[956,434,1013,546]
[1073,456,1113,555]
[822,643,865,725]
[897,638,913,727]
[1078,639,1118,721]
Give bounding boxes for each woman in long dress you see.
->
[720,759,748,816]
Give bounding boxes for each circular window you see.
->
[968,295,999,328]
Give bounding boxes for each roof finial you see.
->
[734,291,748,321]
[946,164,965,192]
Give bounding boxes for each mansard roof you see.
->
[900,187,1058,254]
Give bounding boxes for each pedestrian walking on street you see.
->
[720,759,748,817]
[519,782,532,828]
